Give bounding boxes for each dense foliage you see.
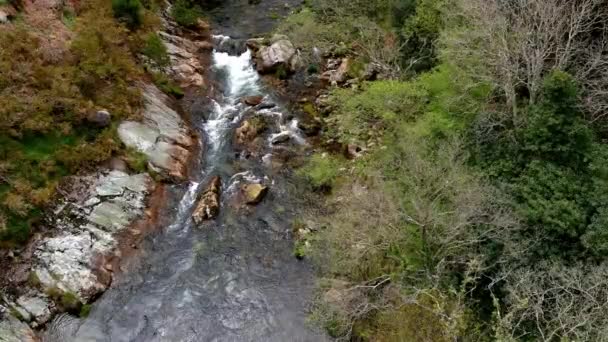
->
[289,0,608,340]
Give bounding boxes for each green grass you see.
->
[152,72,184,98]
[269,11,280,20]
[20,134,78,161]
[79,304,92,318]
[62,8,76,29]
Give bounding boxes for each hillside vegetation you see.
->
[286,0,608,340]
[0,0,196,246]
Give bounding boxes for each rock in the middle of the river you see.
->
[192,176,222,224]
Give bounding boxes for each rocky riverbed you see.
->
[0,0,362,339]
[0,10,206,340]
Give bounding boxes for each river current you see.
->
[42,35,326,342]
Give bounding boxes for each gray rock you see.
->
[0,308,37,342]
[118,85,193,181]
[321,58,350,85]
[88,201,134,231]
[34,171,152,300]
[0,10,8,25]
[107,157,129,172]
[34,234,105,299]
[271,132,291,145]
[255,39,298,74]
[159,32,205,87]
[192,176,222,224]
[16,296,51,325]
[88,110,111,127]
[95,170,151,196]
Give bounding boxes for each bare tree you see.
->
[443,0,608,124]
[495,262,608,342]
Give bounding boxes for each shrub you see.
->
[152,72,184,98]
[142,33,169,67]
[327,80,427,141]
[112,0,143,29]
[171,0,203,28]
[124,148,148,173]
[298,153,342,190]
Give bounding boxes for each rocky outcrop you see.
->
[0,170,154,330]
[159,32,205,88]
[118,84,195,181]
[241,183,268,205]
[31,171,153,302]
[249,35,301,74]
[0,306,37,342]
[321,58,350,85]
[192,176,222,224]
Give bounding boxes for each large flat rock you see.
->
[118,85,194,181]
[32,171,153,301]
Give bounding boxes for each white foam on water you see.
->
[167,181,200,232]
[212,49,260,99]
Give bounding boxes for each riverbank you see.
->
[0,3,212,337]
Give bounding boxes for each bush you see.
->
[298,153,342,190]
[327,80,427,141]
[112,0,143,29]
[124,148,148,173]
[171,0,203,28]
[152,72,184,98]
[142,33,169,67]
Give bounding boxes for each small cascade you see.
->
[44,34,325,342]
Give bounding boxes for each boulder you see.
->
[192,176,221,224]
[242,183,268,205]
[255,39,298,74]
[15,296,52,326]
[255,102,276,110]
[271,132,291,145]
[321,58,350,85]
[242,95,264,106]
[87,110,111,128]
[235,116,267,146]
[106,157,129,172]
[215,37,247,55]
[245,38,265,52]
[0,10,8,24]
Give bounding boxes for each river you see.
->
[41,6,326,341]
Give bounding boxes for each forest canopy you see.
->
[289,0,608,340]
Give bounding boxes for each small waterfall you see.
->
[42,34,323,342]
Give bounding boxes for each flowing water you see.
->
[42,39,326,342]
